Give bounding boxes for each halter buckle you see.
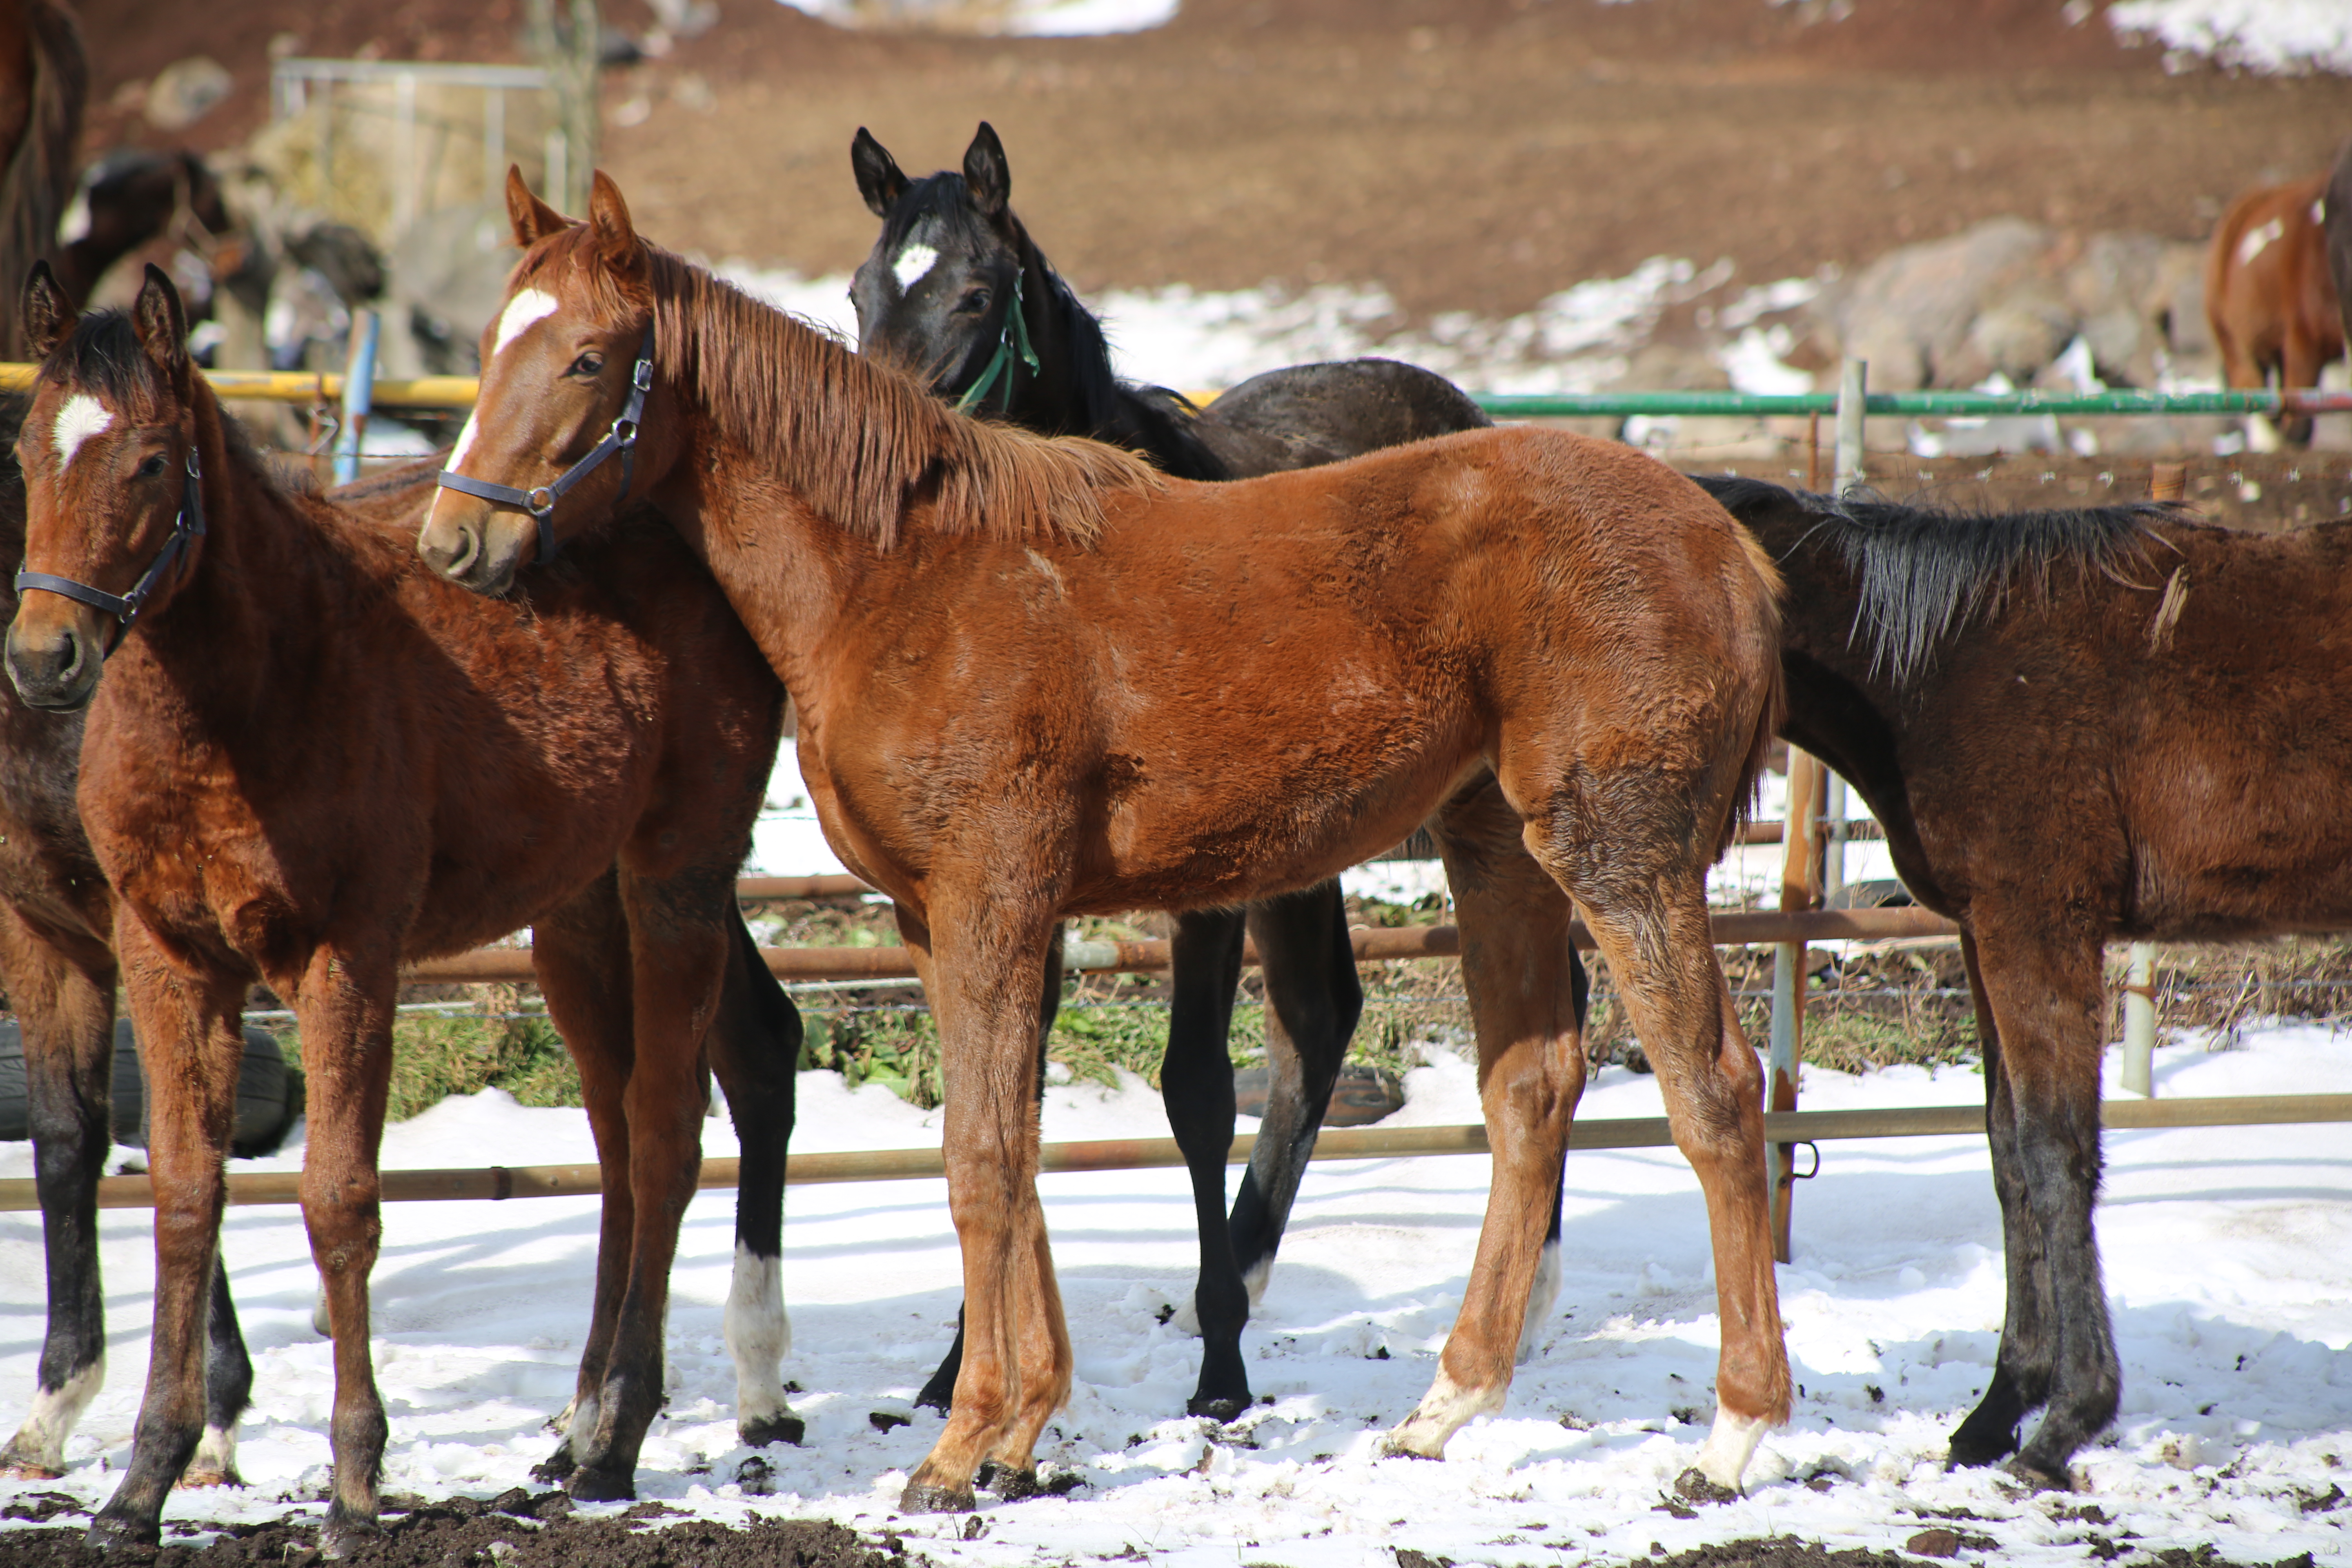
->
[526,486,558,517]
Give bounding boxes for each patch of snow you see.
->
[770,0,1177,37]
[6,1024,2350,1562]
[2109,0,2352,75]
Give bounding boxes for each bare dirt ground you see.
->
[79,0,2352,319]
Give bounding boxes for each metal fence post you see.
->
[330,310,380,487]
[1768,751,1826,1263]
[1835,358,1868,494]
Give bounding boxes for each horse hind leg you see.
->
[1229,878,1359,1314]
[0,919,115,1479]
[181,1255,253,1487]
[707,904,806,1449]
[1519,945,1588,1367]
[1385,775,1587,1459]
[1157,905,1251,1419]
[1520,763,1788,1492]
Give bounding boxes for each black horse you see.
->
[849,122,1550,1425]
[0,420,809,1490]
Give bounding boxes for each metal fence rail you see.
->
[6,1093,2343,1214]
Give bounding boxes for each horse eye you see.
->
[135,454,167,479]
[959,288,991,314]
[569,352,605,377]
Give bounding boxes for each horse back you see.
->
[2206,174,2341,374]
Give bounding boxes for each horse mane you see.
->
[1707,474,2177,682]
[875,172,1228,481]
[0,2,85,361]
[525,228,1162,551]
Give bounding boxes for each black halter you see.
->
[15,450,205,635]
[435,324,656,566]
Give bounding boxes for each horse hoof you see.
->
[2003,1454,2076,1492]
[530,1442,578,1484]
[566,1465,636,1503]
[1186,1394,1250,1423]
[177,1467,246,1490]
[1674,1467,1739,1505]
[1945,1424,2020,1470]
[84,1511,160,1552]
[978,1462,1040,1501]
[740,1412,806,1448]
[0,1458,65,1481]
[898,1480,976,1514]
[318,1507,384,1560]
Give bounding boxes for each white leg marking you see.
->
[51,395,113,471]
[1241,1256,1274,1312]
[566,1392,602,1452]
[892,243,940,292]
[186,1422,239,1482]
[1695,1404,1771,1491]
[492,289,561,357]
[724,1243,796,1434]
[3,1358,105,1471]
[2237,216,2284,268]
[1516,1238,1561,1366]
[1382,1365,1507,1459]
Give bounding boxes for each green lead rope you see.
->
[954,270,1041,414]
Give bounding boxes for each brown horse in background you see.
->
[422,170,1789,1513]
[2206,171,2343,445]
[0,0,82,358]
[4,264,791,1551]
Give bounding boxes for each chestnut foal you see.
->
[419,171,1791,1512]
[5,265,787,1551]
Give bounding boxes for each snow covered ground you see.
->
[4,1022,2348,1564]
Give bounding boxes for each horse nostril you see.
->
[425,525,481,580]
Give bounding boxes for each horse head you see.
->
[5,263,204,711]
[849,122,1038,410]
[418,167,666,597]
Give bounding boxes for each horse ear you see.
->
[588,170,646,283]
[851,127,910,218]
[963,121,1010,218]
[506,164,569,247]
[22,259,75,359]
[131,263,190,386]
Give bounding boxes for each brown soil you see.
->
[0,1493,917,1568]
[77,0,2352,320]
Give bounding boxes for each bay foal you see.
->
[5,265,786,1550]
[419,172,1790,1511]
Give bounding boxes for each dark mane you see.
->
[523,228,1162,551]
[1705,475,2178,682]
[880,172,1227,481]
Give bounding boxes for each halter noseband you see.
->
[436,324,657,566]
[15,450,206,636]
[953,270,1039,415]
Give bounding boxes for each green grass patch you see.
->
[368,1003,581,1123]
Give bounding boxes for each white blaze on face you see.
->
[2238,216,2285,269]
[445,410,482,469]
[892,242,941,293]
[51,394,113,472]
[492,287,562,357]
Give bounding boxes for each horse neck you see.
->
[1003,235,1225,480]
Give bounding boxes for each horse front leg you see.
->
[1229,878,1360,1317]
[1948,928,2050,1468]
[1960,917,2115,1488]
[87,916,249,1549]
[288,941,400,1557]
[528,873,638,1483]
[564,867,733,1500]
[1160,905,1250,1419]
[899,892,1065,1514]
[0,911,118,1479]
[706,904,806,1449]
[1386,778,1587,1460]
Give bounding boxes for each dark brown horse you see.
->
[420,171,1788,1513]
[4,264,793,1550]
[850,120,1505,1423]
[1696,472,2350,1488]
[0,0,81,359]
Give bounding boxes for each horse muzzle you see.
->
[4,616,101,712]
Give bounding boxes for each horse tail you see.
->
[1718,518,1786,864]
[0,0,86,359]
